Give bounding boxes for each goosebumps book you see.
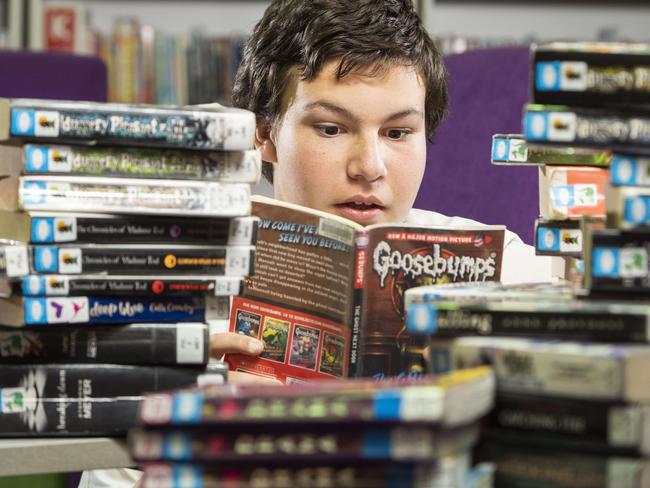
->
[226,196,504,382]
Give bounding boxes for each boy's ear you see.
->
[255,119,278,164]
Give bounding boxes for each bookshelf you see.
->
[0,438,131,476]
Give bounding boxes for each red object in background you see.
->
[44,7,78,52]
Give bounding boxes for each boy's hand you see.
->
[210,332,263,358]
[210,332,281,384]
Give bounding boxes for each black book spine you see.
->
[29,245,253,276]
[18,275,244,297]
[0,323,209,365]
[489,393,634,447]
[0,363,227,436]
[431,307,649,343]
[533,49,650,109]
[29,215,256,245]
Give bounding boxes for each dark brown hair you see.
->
[232,0,448,183]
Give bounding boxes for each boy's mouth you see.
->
[335,197,385,224]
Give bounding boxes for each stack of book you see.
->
[128,366,496,488]
[0,98,260,436]
[403,41,650,487]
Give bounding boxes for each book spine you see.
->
[407,302,650,343]
[491,135,610,166]
[140,462,420,488]
[19,275,243,297]
[0,323,208,365]
[136,385,449,426]
[0,244,29,278]
[22,296,206,325]
[534,219,584,258]
[449,341,628,400]
[129,426,440,463]
[587,229,650,293]
[348,231,367,377]
[605,185,650,230]
[23,144,261,184]
[9,102,255,151]
[610,154,650,187]
[490,393,650,454]
[480,441,641,488]
[533,50,650,109]
[18,177,251,217]
[0,363,227,435]
[27,214,258,245]
[523,105,650,149]
[538,165,608,220]
[29,245,254,276]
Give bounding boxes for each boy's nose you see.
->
[347,134,387,182]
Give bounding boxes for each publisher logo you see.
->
[164,255,177,269]
[151,280,165,294]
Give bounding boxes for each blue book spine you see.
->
[23,296,205,325]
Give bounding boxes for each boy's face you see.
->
[257,60,427,225]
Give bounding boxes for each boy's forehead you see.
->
[278,60,424,115]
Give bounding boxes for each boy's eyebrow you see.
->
[304,101,423,124]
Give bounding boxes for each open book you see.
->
[226,196,505,382]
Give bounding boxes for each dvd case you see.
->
[1,98,255,151]
[18,274,244,297]
[20,144,261,183]
[27,244,253,276]
[0,211,258,245]
[0,362,227,436]
[0,323,209,365]
[0,176,251,217]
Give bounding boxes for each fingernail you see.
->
[248,339,263,354]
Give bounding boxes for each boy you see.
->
[81,0,551,485]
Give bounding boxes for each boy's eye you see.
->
[315,125,342,136]
[385,128,411,140]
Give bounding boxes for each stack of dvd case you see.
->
[127,366,496,488]
[0,98,261,436]
[404,42,650,488]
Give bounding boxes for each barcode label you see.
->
[318,218,355,246]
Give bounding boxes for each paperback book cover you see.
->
[1,98,255,151]
[0,322,209,365]
[225,197,504,381]
[0,362,227,436]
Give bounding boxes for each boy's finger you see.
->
[210,332,263,358]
